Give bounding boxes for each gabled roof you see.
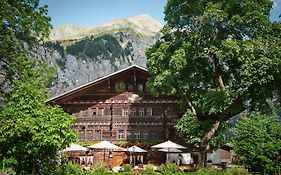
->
[46,64,147,103]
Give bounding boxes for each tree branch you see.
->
[200,120,220,149]
[187,98,197,116]
[213,54,224,89]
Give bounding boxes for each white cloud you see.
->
[272,0,280,9]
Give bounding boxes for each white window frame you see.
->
[95,130,102,140]
[131,108,136,116]
[98,108,104,116]
[118,130,124,140]
[127,131,132,139]
[135,132,140,139]
[146,108,152,116]
[142,132,148,139]
[87,130,93,140]
[139,108,144,116]
[79,130,85,140]
[122,108,129,116]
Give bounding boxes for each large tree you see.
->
[0,0,77,174]
[0,60,77,174]
[0,0,51,97]
[146,0,281,166]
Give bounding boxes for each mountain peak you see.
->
[127,14,163,34]
[49,14,162,41]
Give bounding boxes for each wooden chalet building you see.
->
[47,65,180,143]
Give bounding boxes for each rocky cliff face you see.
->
[37,14,162,96]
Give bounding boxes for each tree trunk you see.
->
[197,149,207,167]
[197,120,221,167]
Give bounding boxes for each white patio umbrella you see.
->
[127,145,147,165]
[152,140,186,163]
[151,140,186,149]
[62,143,88,164]
[127,146,147,153]
[63,143,89,152]
[159,148,182,153]
[88,141,122,162]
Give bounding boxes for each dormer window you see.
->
[128,84,134,91]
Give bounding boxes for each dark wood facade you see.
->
[47,65,180,142]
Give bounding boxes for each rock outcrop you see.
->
[37,14,162,96]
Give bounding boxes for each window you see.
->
[128,84,134,91]
[142,132,148,140]
[118,130,124,140]
[122,108,129,116]
[83,110,88,117]
[146,108,152,116]
[131,108,136,116]
[92,108,96,116]
[95,130,102,140]
[87,130,93,140]
[115,81,126,92]
[97,108,104,116]
[139,108,144,116]
[79,130,85,140]
[127,131,132,139]
[114,124,122,128]
[135,132,140,139]
[150,133,157,140]
[138,84,143,92]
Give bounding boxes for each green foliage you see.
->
[232,113,281,174]
[0,59,77,174]
[146,0,281,165]
[0,0,51,97]
[62,163,81,175]
[78,141,98,147]
[192,168,222,175]
[160,163,178,174]
[141,164,156,175]
[66,34,132,62]
[0,158,17,174]
[123,164,133,172]
[187,168,252,175]
[175,110,203,146]
[227,168,251,175]
[175,110,227,149]
[91,162,108,174]
[115,140,158,150]
[44,41,65,58]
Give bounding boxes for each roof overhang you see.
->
[46,64,147,104]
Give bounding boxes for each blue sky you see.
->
[40,0,280,27]
[40,0,167,27]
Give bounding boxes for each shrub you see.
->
[190,168,252,175]
[160,163,178,174]
[123,164,133,172]
[227,167,251,175]
[64,163,81,175]
[232,113,281,174]
[141,164,157,175]
[91,162,108,174]
[192,168,227,175]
